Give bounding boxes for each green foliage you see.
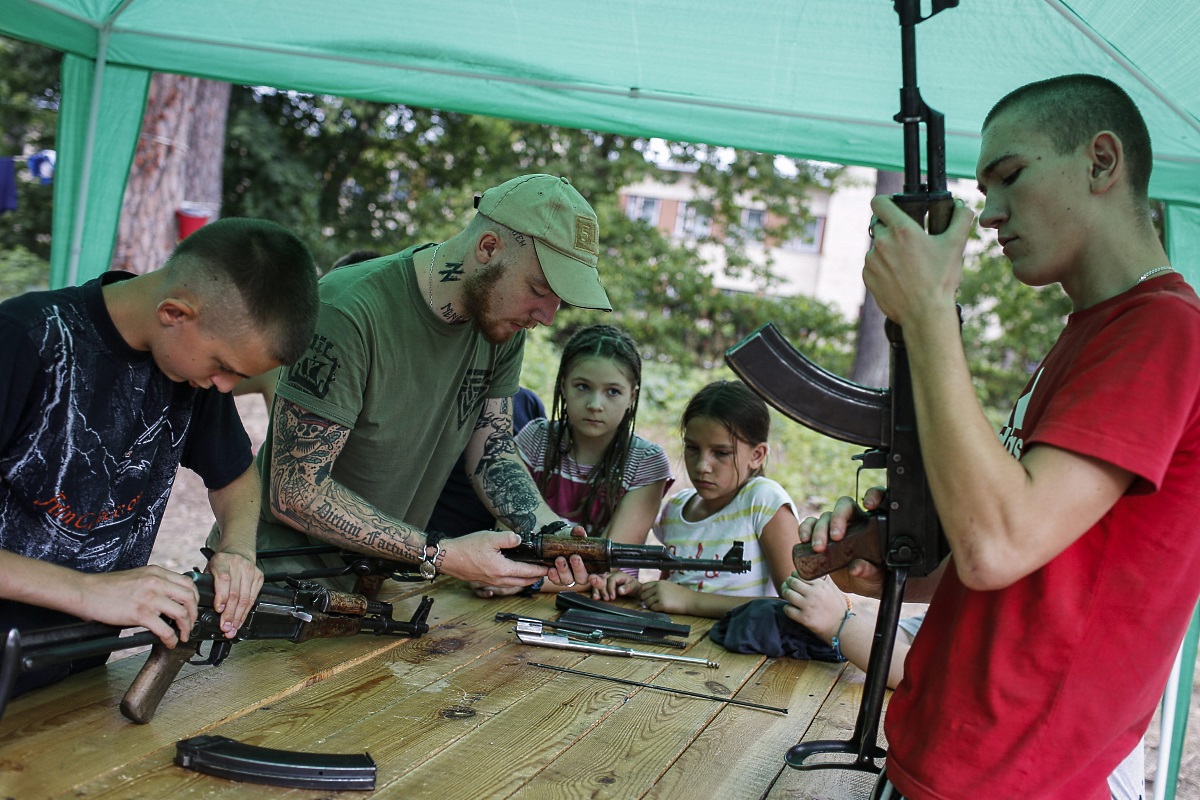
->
[563,206,854,370]
[223,89,657,270]
[0,245,50,301]
[222,88,852,368]
[957,243,1071,413]
[0,37,60,259]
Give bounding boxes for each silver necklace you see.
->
[1138,266,1172,283]
[426,242,443,312]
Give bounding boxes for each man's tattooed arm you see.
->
[468,396,558,534]
[269,398,427,563]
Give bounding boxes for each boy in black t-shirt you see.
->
[0,217,319,695]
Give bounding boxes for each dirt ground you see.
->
[151,396,1200,799]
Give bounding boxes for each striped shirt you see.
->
[516,418,673,535]
[655,476,796,596]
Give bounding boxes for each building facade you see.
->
[620,166,981,321]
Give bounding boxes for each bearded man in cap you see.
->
[237,175,609,591]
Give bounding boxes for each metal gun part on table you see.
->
[513,620,718,668]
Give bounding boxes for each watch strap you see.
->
[420,530,446,581]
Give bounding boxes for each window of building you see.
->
[741,208,766,233]
[783,216,826,253]
[625,195,660,226]
[724,207,766,244]
[674,202,711,239]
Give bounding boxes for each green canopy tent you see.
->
[2,0,1199,794]
[0,0,1198,288]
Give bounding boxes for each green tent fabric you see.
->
[0,0,1198,287]
[53,54,150,286]
[1,2,1199,796]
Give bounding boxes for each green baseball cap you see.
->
[475,174,611,311]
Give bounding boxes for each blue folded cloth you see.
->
[709,598,843,661]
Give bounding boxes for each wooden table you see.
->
[0,578,886,799]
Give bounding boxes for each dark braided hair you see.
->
[541,324,642,536]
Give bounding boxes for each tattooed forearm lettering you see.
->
[312,498,367,540]
[270,399,428,562]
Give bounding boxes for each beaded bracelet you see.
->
[831,597,855,662]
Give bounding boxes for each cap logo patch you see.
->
[574,215,599,256]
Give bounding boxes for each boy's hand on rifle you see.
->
[590,570,641,602]
[800,489,888,598]
[205,550,264,637]
[864,195,974,327]
[78,566,199,648]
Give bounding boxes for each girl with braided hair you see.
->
[515,324,673,592]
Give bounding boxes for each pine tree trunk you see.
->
[849,169,902,387]
[110,75,229,274]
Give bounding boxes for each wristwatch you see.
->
[420,531,445,582]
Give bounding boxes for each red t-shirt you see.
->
[887,274,1200,799]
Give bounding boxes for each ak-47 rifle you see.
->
[0,572,433,724]
[258,524,752,596]
[724,0,958,776]
[506,527,750,574]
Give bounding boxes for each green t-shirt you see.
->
[253,245,524,582]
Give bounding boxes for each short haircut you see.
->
[984,74,1152,203]
[168,217,319,364]
[465,213,531,254]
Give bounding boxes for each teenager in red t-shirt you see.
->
[803,74,1200,799]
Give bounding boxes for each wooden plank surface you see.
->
[0,580,884,800]
[645,656,848,800]
[769,664,889,800]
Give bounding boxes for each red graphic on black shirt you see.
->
[32,491,142,532]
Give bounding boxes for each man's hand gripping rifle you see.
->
[724,0,957,775]
[259,525,752,593]
[0,573,433,723]
[506,526,751,575]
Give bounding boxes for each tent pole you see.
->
[66,26,110,287]
[66,0,139,286]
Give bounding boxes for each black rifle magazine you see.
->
[555,593,690,637]
[175,734,376,791]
